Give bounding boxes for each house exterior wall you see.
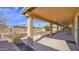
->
[13,27,27,33]
[0,27,43,34]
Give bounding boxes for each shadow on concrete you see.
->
[51,32,78,51]
[35,33,57,42]
[16,43,35,51]
[16,39,58,51]
[0,40,18,51]
[34,32,79,51]
[65,41,79,51]
[32,41,59,51]
[35,34,49,42]
[19,38,59,51]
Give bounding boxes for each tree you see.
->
[44,25,50,31]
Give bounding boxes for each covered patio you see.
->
[21,7,79,51]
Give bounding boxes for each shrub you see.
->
[11,34,24,45]
[44,26,50,31]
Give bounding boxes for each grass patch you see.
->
[11,34,24,45]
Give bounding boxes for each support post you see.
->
[74,15,79,49]
[72,21,75,39]
[49,23,52,37]
[58,26,61,32]
[72,14,79,49]
[27,16,33,46]
[62,26,64,32]
[57,25,59,32]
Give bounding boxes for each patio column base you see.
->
[27,37,33,47]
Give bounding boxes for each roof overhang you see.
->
[21,7,79,26]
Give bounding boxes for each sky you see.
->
[0,7,48,27]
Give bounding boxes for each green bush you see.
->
[44,26,50,31]
[64,26,71,32]
[11,34,24,45]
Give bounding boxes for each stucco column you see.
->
[27,16,33,46]
[58,26,61,31]
[73,15,79,49]
[49,23,52,37]
[72,14,79,49]
[72,21,75,41]
[57,25,59,32]
[62,26,65,32]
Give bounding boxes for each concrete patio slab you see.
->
[0,38,20,51]
[32,32,78,51]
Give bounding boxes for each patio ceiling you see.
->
[21,7,79,25]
